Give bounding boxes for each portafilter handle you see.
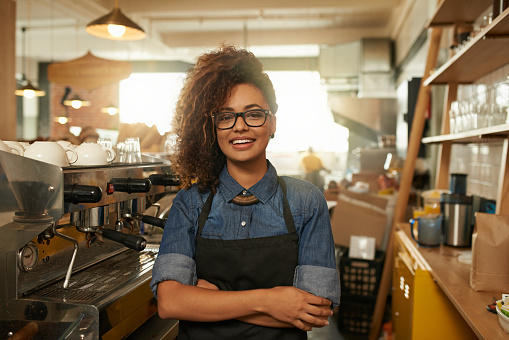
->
[100,229,146,251]
[140,215,166,229]
[64,184,102,204]
[148,174,180,186]
[110,178,151,194]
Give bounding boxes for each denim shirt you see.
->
[151,161,340,308]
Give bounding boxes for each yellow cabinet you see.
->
[392,231,477,339]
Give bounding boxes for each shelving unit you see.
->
[422,123,509,143]
[425,7,509,85]
[372,2,509,338]
[421,1,509,215]
[426,0,492,27]
[386,0,509,338]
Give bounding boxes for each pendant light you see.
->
[63,95,91,109]
[15,27,45,98]
[101,104,120,115]
[86,0,145,41]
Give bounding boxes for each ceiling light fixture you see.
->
[63,95,91,109]
[101,104,120,115]
[86,0,145,41]
[15,27,45,98]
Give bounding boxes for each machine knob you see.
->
[101,229,146,251]
[64,184,102,204]
[110,178,152,194]
[148,174,180,186]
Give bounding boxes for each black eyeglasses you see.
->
[212,109,271,130]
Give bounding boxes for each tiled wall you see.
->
[449,64,509,201]
[449,142,502,200]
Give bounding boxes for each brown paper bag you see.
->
[470,212,509,292]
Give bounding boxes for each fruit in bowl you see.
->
[496,305,509,333]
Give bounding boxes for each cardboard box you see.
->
[331,194,387,250]
[351,172,382,193]
[340,190,388,210]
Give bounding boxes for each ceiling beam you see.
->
[161,27,389,47]
[119,0,402,13]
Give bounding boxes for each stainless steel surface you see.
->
[71,206,110,229]
[442,202,473,247]
[0,151,177,339]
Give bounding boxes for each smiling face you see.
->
[216,83,276,172]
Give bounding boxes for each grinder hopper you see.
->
[0,151,63,223]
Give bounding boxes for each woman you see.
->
[150,45,340,339]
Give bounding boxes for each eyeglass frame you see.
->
[212,109,272,130]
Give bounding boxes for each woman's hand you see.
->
[258,286,333,331]
[196,279,219,290]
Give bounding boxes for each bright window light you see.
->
[119,71,348,152]
[119,73,186,135]
[266,71,348,153]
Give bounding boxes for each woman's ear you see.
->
[269,115,276,139]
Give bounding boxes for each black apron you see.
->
[178,177,307,340]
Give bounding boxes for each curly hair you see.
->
[170,45,278,193]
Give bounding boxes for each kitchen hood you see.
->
[319,38,396,98]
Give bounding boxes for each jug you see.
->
[410,213,443,247]
[441,193,473,247]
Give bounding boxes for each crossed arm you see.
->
[156,279,333,331]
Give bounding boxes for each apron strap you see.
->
[197,191,214,237]
[197,176,297,236]
[277,176,297,234]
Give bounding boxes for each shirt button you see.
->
[241,221,247,227]
[242,190,247,195]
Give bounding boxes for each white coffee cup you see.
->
[0,140,24,156]
[24,141,78,167]
[57,140,77,150]
[19,141,31,149]
[74,142,116,166]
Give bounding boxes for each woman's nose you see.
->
[232,115,248,131]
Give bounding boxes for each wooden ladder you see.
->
[368,26,443,340]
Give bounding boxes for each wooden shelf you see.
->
[424,7,509,86]
[422,124,509,143]
[426,0,491,27]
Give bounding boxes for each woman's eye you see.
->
[218,114,233,122]
[247,111,264,118]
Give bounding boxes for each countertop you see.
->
[397,223,508,339]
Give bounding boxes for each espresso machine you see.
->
[0,150,178,339]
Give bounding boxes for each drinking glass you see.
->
[124,137,142,163]
[478,103,488,128]
[116,142,126,163]
[98,138,112,149]
[449,109,456,134]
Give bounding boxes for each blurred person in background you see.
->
[300,147,330,192]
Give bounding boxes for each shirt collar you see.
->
[218,160,278,204]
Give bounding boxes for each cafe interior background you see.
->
[5,0,434,185]
[3,0,509,338]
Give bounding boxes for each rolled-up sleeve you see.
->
[294,265,340,308]
[150,253,197,298]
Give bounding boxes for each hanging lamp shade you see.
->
[86,5,145,41]
[15,26,46,98]
[15,78,46,98]
[63,95,91,109]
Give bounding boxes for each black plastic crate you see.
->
[337,295,376,335]
[336,246,385,297]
